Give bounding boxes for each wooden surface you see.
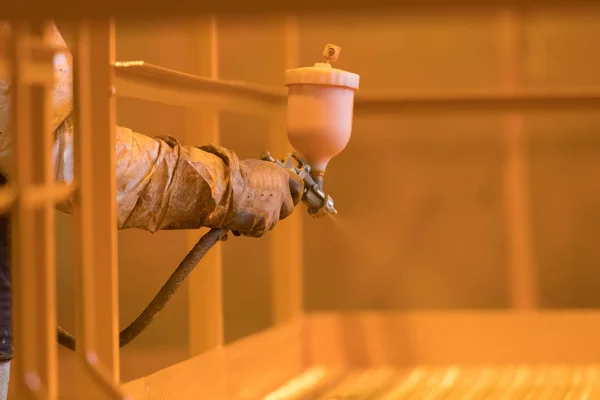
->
[114,311,600,398]
[120,318,304,399]
[265,365,600,399]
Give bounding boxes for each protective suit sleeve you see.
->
[54,116,242,233]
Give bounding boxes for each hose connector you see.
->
[261,151,338,219]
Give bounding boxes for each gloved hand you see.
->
[228,159,304,238]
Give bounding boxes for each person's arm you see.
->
[1,22,303,237]
[53,116,242,233]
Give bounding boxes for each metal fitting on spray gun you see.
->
[260,151,337,219]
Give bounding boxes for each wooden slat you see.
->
[0,183,74,214]
[72,18,127,399]
[265,366,600,399]
[263,366,345,400]
[113,64,600,114]
[267,15,304,326]
[9,20,58,400]
[185,16,225,364]
[498,8,537,309]
[20,182,74,208]
[114,61,285,116]
[354,88,600,113]
[86,18,120,382]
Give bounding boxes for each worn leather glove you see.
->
[228,159,304,238]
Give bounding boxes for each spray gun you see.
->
[260,151,337,218]
[57,44,359,351]
[261,43,359,219]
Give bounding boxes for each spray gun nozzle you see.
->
[261,151,338,219]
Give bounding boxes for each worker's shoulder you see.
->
[0,22,73,133]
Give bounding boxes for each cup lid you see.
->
[284,44,360,90]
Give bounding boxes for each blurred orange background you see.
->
[47,4,600,383]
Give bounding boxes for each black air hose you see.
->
[57,227,228,351]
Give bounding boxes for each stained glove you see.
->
[228,159,304,237]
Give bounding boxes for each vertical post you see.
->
[186,16,224,357]
[499,8,537,309]
[268,15,304,325]
[88,18,120,383]
[73,19,125,399]
[9,20,58,400]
